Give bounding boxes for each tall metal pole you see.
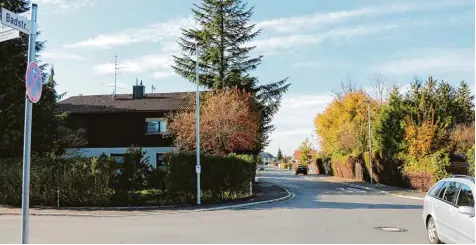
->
[22,4,38,244]
[367,102,373,185]
[114,55,117,97]
[195,45,201,205]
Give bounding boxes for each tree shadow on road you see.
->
[243,169,423,212]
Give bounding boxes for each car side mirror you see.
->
[458,206,475,217]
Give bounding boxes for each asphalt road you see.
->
[0,167,427,244]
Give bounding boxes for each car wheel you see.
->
[427,217,441,244]
[304,172,308,175]
[295,172,298,175]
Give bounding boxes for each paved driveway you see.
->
[0,168,427,244]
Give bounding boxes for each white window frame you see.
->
[145,118,167,135]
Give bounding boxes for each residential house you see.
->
[259,152,275,165]
[58,82,191,168]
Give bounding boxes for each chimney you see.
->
[133,79,145,99]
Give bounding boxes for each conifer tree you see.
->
[172,0,290,152]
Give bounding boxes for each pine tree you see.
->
[454,81,474,125]
[172,0,290,152]
[373,86,406,158]
[277,148,283,161]
[0,0,66,157]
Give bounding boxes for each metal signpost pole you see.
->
[195,45,201,205]
[21,4,37,244]
[367,102,373,185]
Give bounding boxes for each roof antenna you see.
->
[136,78,138,85]
[140,80,143,85]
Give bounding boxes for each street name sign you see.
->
[25,62,43,103]
[1,8,31,34]
[0,28,19,42]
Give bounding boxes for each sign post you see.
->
[1,3,39,244]
[195,45,201,205]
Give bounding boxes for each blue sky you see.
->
[33,0,474,156]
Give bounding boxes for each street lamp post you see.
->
[363,100,373,184]
[195,45,201,205]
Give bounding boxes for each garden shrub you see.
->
[164,152,254,204]
[467,145,475,177]
[0,155,116,207]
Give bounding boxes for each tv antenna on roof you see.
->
[113,55,127,98]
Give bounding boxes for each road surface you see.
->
[0,167,427,243]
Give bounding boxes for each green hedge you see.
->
[0,155,116,207]
[0,150,255,207]
[164,152,255,204]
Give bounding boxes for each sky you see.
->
[29,0,475,157]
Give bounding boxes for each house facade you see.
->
[58,82,191,168]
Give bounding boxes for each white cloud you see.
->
[152,71,176,80]
[252,23,400,51]
[64,17,194,49]
[265,93,334,155]
[93,53,173,75]
[376,48,475,75]
[41,49,83,60]
[255,0,470,33]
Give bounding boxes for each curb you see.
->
[305,176,424,201]
[0,184,294,218]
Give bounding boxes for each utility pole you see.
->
[195,45,201,205]
[364,100,373,184]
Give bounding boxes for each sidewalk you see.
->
[0,182,290,217]
[307,175,426,200]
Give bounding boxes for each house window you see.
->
[146,118,167,135]
[111,154,125,164]
[156,153,165,167]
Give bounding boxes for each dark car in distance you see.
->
[295,165,308,175]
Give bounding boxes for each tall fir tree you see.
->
[277,148,283,161]
[172,0,290,152]
[454,81,474,125]
[0,0,66,157]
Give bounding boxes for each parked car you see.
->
[258,164,265,171]
[295,165,308,175]
[422,175,475,244]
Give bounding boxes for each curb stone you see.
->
[304,176,425,201]
[0,183,294,218]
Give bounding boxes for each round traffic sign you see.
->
[25,62,43,103]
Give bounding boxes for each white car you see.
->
[422,175,475,244]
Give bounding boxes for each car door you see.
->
[453,183,475,244]
[434,181,461,243]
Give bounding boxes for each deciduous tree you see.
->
[168,89,259,155]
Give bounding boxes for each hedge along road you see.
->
[0,167,427,244]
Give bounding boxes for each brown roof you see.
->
[58,92,194,113]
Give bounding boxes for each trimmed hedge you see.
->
[164,152,255,204]
[0,155,116,207]
[0,151,255,207]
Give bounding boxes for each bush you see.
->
[112,147,153,202]
[403,171,435,192]
[331,155,357,179]
[164,152,254,204]
[401,149,450,191]
[0,155,116,207]
[467,145,475,177]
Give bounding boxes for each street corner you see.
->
[0,181,292,218]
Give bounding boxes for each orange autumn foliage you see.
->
[168,89,259,155]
